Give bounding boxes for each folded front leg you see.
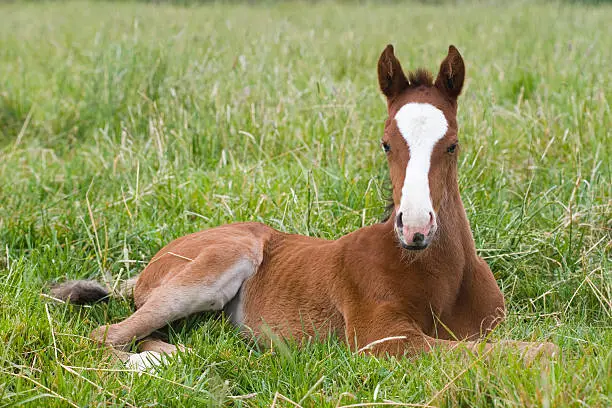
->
[345,307,559,361]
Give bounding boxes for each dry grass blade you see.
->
[356,336,408,354]
[271,392,303,408]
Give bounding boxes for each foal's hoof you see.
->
[90,324,131,349]
[90,325,112,343]
[522,342,560,364]
[126,351,168,374]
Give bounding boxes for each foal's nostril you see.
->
[396,212,403,229]
[413,232,425,244]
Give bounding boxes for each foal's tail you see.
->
[50,276,138,305]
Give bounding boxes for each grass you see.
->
[0,0,610,406]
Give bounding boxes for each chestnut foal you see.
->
[52,45,557,367]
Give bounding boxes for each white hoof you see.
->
[125,351,167,374]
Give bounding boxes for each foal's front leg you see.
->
[355,328,559,363]
[417,337,560,363]
[346,309,559,362]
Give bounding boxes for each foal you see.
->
[53,45,557,365]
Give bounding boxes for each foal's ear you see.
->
[435,45,465,99]
[377,44,409,100]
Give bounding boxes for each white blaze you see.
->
[394,103,448,229]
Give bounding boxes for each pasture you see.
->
[0,1,610,406]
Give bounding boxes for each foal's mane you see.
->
[380,67,434,223]
[406,68,434,88]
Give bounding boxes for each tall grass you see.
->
[0,1,610,406]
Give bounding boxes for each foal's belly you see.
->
[239,234,345,341]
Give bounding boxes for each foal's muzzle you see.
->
[394,211,436,250]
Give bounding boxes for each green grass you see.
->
[0,1,610,406]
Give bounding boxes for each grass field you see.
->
[0,1,610,406]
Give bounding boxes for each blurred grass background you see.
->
[0,1,610,406]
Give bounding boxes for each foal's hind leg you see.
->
[90,254,261,350]
[90,285,194,349]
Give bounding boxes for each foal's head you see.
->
[378,45,465,250]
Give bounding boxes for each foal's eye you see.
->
[382,141,391,153]
[447,143,458,154]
